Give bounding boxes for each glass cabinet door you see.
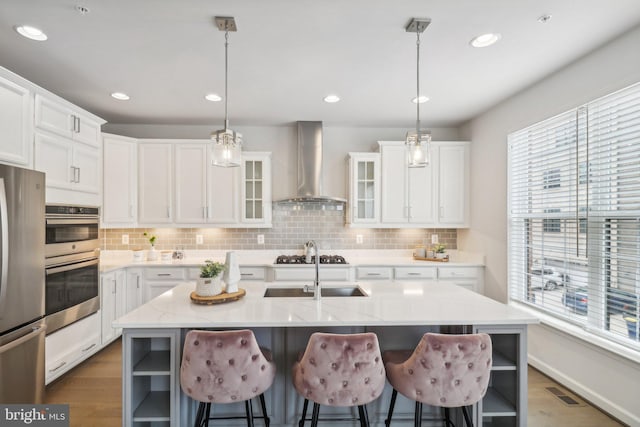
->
[244,159,263,219]
[349,153,380,224]
[241,152,272,226]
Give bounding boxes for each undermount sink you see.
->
[263,286,367,298]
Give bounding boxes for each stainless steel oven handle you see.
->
[46,258,99,275]
[46,218,99,225]
[0,178,8,313]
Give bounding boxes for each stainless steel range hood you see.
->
[276,121,346,204]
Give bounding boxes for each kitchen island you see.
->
[114,280,537,427]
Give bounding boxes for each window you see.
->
[509,82,640,349]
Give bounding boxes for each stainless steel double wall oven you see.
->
[45,205,100,334]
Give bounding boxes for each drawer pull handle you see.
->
[367,273,381,276]
[49,361,67,373]
[157,273,172,277]
[82,343,96,353]
[407,273,421,276]
[241,273,254,277]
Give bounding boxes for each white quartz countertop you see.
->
[113,281,538,329]
[100,249,484,273]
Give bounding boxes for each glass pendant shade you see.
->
[212,128,242,167]
[406,129,431,168]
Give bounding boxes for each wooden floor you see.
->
[46,338,625,427]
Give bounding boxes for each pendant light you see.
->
[405,18,431,168]
[212,16,242,167]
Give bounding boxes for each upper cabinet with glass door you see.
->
[241,152,272,227]
[347,153,380,226]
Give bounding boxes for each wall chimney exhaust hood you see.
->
[276,121,346,204]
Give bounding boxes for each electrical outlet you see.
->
[121,234,129,245]
[431,234,439,244]
[356,234,363,244]
[196,234,204,245]
[257,234,265,244]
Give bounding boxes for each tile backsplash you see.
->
[101,203,457,251]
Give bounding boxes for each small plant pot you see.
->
[435,253,447,259]
[147,247,158,261]
[196,276,222,297]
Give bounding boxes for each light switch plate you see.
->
[122,234,129,245]
[431,234,439,244]
[356,234,363,244]
[257,234,265,244]
[196,234,204,245]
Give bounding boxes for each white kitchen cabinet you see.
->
[34,131,101,195]
[271,266,352,282]
[45,312,101,385]
[436,142,469,227]
[241,152,272,226]
[395,266,437,280]
[126,268,144,313]
[379,141,436,226]
[438,265,484,294]
[378,141,469,228]
[103,133,138,226]
[35,94,101,147]
[174,143,208,223]
[101,270,126,345]
[355,266,393,280]
[174,143,240,225]
[0,73,32,167]
[143,268,186,302]
[347,153,381,225]
[138,143,173,224]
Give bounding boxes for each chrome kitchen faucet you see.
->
[303,240,321,300]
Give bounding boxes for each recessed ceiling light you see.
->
[15,25,48,41]
[111,92,130,101]
[412,96,429,104]
[205,93,222,102]
[470,33,501,48]
[324,95,340,103]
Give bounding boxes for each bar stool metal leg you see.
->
[244,399,254,427]
[259,394,270,427]
[414,401,423,427]
[299,398,309,427]
[310,402,320,427]
[385,388,398,427]
[461,406,473,427]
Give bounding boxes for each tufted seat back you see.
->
[292,332,386,407]
[384,333,492,408]
[180,329,276,404]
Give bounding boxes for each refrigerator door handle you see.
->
[0,178,8,313]
[0,325,45,355]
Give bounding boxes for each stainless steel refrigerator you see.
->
[0,164,46,404]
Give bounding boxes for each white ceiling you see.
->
[2,0,640,128]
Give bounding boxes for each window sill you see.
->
[510,301,640,365]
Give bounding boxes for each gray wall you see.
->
[458,24,640,425]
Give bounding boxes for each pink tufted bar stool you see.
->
[180,329,276,427]
[292,332,386,427]
[384,333,492,427]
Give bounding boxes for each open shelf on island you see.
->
[133,391,171,421]
[133,351,171,375]
[482,388,517,417]
[491,350,517,371]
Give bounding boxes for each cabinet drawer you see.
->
[145,268,185,280]
[395,266,437,280]
[272,267,351,282]
[240,267,266,281]
[45,313,101,384]
[356,267,393,280]
[438,266,480,279]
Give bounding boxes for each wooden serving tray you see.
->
[413,256,449,262]
[190,288,246,305]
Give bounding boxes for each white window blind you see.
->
[509,82,640,349]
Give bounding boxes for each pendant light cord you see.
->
[416,30,421,133]
[224,26,229,131]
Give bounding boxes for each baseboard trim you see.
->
[528,355,637,426]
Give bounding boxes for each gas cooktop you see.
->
[275,255,348,265]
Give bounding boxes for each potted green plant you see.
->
[195,260,226,297]
[143,232,158,260]
[432,243,447,259]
